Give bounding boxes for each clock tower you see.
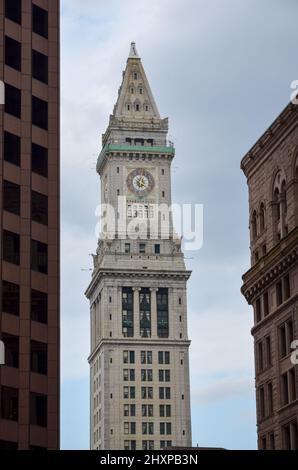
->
[85,43,192,450]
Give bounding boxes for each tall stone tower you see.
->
[85,43,192,450]
[241,100,298,450]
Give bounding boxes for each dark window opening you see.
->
[2,281,19,316]
[32,5,48,39]
[3,180,20,215]
[276,281,283,306]
[32,96,48,130]
[31,341,47,375]
[5,36,21,71]
[5,0,21,24]
[122,288,133,337]
[139,243,146,254]
[31,289,48,324]
[140,288,151,338]
[4,132,20,166]
[32,50,48,84]
[5,84,21,118]
[32,143,48,177]
[284,274,291,301]
[1,386,18,421]
[255,298,261,323]
[263,292,269,317]
[30,393,47,427]
[157,288,169,338]
[2,334,19,368]
[3,230,20,265]
[31,239,48,274]
[154,244,160,254]
[32,190,48,225]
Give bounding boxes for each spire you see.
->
[128,42,139,59]
[113,43,160,119]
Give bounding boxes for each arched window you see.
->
[260,203,265,232]
[274,188,280,220]
[133,72,138,80]
[272,170,287,242]
[252,210,257,240]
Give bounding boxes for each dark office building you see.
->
[0,0,60,449]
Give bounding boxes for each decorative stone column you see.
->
[150,288,158,339]
[133,287,141,338]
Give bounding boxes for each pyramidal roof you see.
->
[113,42,160,119]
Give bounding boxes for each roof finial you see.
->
[129,42,140,59]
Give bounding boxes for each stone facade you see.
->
[241,101,298,449]
[85,44,192,450]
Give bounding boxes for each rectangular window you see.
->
[289,368,297,402]
[263,292,269,316]
[3,180,20,215]
[157,288,169,338]
[32,96,48,130]
[269,433,275,450]
[122,289,134,337]
[31,239,48,274]
[2,281,19,316]
[155,244,160,254]
[140,288,151,338]
[268,382,273,416]
[1,387,18,421]
[5,36,21,71]
[30,393,47,427]
[31,289,48,324]
[123,350,135,364]
[4,132,20,166]
[2,334,19,368]
[32,5,48,39]
[255,298,261,323]
[257,342,263,373]
[5,0,21,24]
[279,319,294,358]
[141,387,153,399]
[282,373,289,406]
[139,243,146,254]
[283,421,298,450]
[32,143,48,177]
[284,274,291,301]
[142,441,154,450]
[159,387,171,400]
[31,190,48,225]
[3,230,20,265]
[125,243,131,254]
[160,423,172,435]
[5,84,21,118]
[158,351,170,365]
[31,341,47,375]
[160,405,171,417]
[160,440,172,449]
[276,281,283,306]
[266,336,272,368]
[259,386,265,418]
[32,50,48,84]
[141,351,152,364]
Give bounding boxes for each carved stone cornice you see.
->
[85,268,192,298]
[241,227,298,304]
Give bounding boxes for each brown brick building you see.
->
[0,0,60,449]
[241,100,298,449]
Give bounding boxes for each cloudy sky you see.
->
[60,0,298,449]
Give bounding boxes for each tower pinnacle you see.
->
[128,41,140,59]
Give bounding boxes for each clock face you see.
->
[127,169,154,197]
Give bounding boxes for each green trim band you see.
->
[97,144,175,172]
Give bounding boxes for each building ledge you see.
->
[97,143,175,173]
